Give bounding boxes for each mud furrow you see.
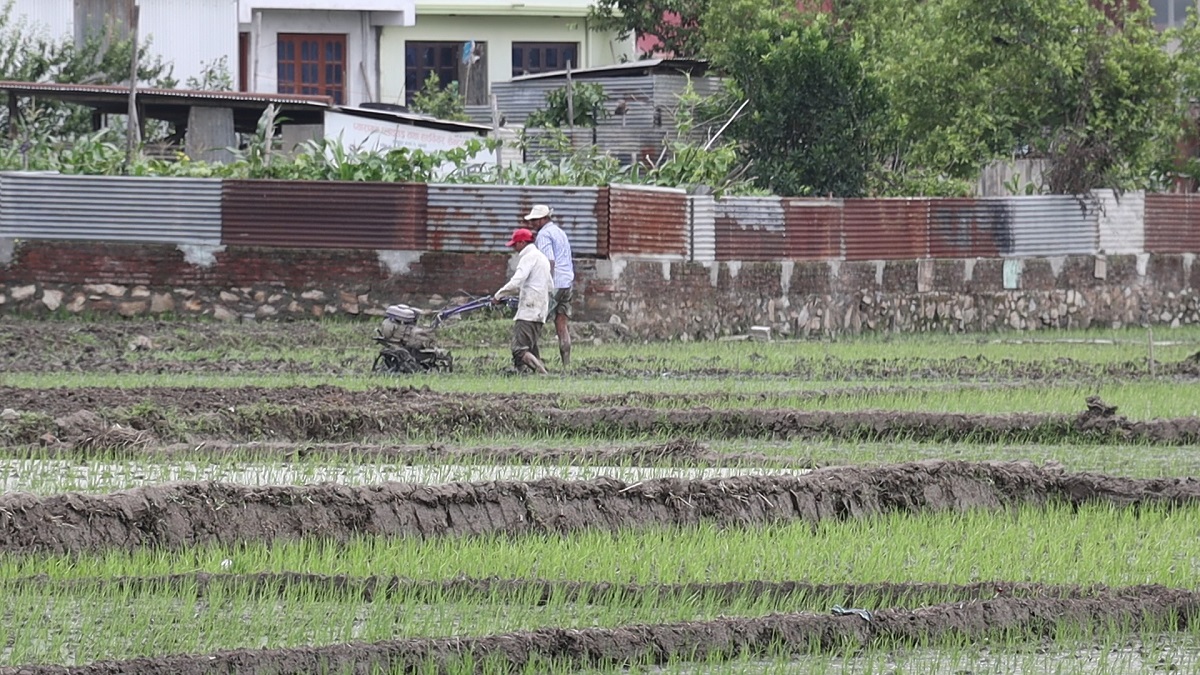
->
[9,398,1199,448]
[0,572,1141,606]
[0,383,1031,418]
[5,587,1198,675]
[3,461,1200,555]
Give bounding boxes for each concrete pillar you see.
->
[280,124,324,157]
[185,106,236,164]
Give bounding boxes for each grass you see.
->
[9,589,1196,670]
[0,456,811,495]
[6,503,1199,587]
[1,588,795,666]
[3,503,1200,668]
[1,373,1195,420]
[5,318,1200,378]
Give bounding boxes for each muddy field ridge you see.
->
[3,461,1200,554]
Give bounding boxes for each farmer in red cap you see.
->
[492,227,552,374]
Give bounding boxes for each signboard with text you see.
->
[324,111,496,179]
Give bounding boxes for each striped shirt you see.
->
[535,221,575,290]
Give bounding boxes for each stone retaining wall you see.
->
[1,241,1197,338]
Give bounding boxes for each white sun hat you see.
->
[523,204,552,220]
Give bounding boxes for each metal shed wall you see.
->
[491,78,658,127]
[927,199,1009,258]
[1093,190,1145,255]
[608,184,688,258]
[1144,193,1200,254]
[0,173,222,245]
[842,199,929,261]
[426,185,607,255]
[221,181,427,250]
[997,196,1097,257]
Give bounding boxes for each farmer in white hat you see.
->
[524,204,575,367]
[492,227,551,374]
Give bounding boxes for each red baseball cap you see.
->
[506,228,535,247]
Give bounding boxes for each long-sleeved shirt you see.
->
[535,221,575,290]
[494,244,552,322]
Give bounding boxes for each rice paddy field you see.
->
[1,315,1200,674]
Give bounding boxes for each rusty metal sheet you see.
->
[608,184,688,258]
[1092,190,1144,255]
[842,199,929,261]
[1144,193,1200,254]
[783,198,842,260]
[714,196,841,261]
[714,196,785,261]
[928,199,1009,258]
[221,181,427,249]
[425,185,607,255]
[998,196,1097,257]
[0,172,221,245]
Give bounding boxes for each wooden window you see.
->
[1150,0,1193,29]
[512,42,579,77]
[404,41,464,104]
[277,33,346,104]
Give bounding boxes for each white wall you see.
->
[378,15,636,105]
[5,0,73,39]
[240,9,379,106]
[5,0,236,88]
[238,0,415,23]
[141,0,239,87]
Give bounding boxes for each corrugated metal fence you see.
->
[222,180,427,249]
[2,175,1200,260]
[426,185,607,255]
[708,196,841,261]
[1145,193,1200,254]
[0,173,222,245]
[608,184,689,258]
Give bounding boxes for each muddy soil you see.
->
[0,383,1036,419]
[4,461,1200,555]
[0,573,1139,606]
[2,318,1196,380]
[3,388,1198,447]
[5,586,1197,675]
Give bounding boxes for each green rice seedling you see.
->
[5,503,1199,589]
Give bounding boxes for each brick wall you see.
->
[2,241,1199,338]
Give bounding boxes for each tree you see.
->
[840,0,1187,194]
[409,72,469,121]
[526,82,610,127]
[588,0,710,58]
[702,1,884,196]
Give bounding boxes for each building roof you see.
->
[0,81,331,132]
[339,105,492,134]
[509,58,711,83]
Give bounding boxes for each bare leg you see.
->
[555,313,571,367]
[522,350,548,374]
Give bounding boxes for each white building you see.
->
[5,0,415,106]
[377,0,637,106]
